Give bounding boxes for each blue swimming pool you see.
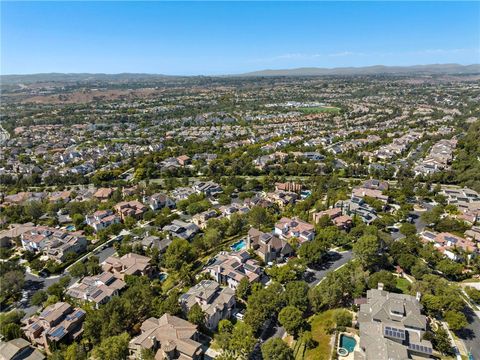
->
[230,239,246,251]
[66,225,76,231]
[340,334,356,353]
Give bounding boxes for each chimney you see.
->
[378,282,384,291]
[416,292,421,302]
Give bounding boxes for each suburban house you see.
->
[265,191,299,208]
[274,217,315,243]
[355,284,433,360]
[114,200,148,220]
[140,235,172,253]
[204,250,262,290]
[440,187,480,222]
[179,280,236,330]
[312,208,353,230]
[247,228,294,263]
[85,209,120,232]
[352,187,389,204]
[0,222,35,248]
[144,193,176,211]
[193,181,222,196]
[22,302,85,354]
[128,314,204,360]
[275,182,302,193]
[21,227,87,262]
[336,199,378,225]
[93,187,114,201]
[163,219,200,241]
[419,230,477,260]
[101,253,153,279]
[363,179,389,191]
[176,155,191,166]
[66,272,126,308]
[0,338,45,360]
[192,209,218,229]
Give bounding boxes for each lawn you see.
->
[304,309,344,360]
[300,106,341,115]
[395,277,411,294]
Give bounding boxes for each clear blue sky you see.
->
[2,1,479,75]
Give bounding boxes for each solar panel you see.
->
[408,343,433,354]
[384,326,406,340]
[49,326,66,339]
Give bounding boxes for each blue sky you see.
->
[1,1,479,75]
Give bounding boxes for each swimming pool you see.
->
[66,225,76,232]
[339,334,356,353]
[230,239,246,251]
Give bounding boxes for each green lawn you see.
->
[305,309,345,360]
[396,277,411,294]
[300,106,341,115]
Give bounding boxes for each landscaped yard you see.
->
[395,277,411,294]
[304,309,346,360]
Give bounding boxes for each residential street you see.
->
[308,250,353,287]
[459,306,480,360]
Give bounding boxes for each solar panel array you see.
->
[408,343,433,354]
[49,326,66,339]
[384,326,406,340]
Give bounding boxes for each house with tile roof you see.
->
[128,314,204,360]
[102,253,152,280]
[22,302,85,354]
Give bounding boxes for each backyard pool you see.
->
[230,239,246,251]
[339,334,356,353]
[66,225,76,232]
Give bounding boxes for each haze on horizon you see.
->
[1,1,479,76]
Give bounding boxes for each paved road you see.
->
[458,306,480,360]
[308,250,353,287]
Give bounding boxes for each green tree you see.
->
[353,234,380,269]
[64,343,88,360]
[163,238,195,271]
[444,310,467,331]
[69,261,87,278]
[1,323,21,341]
[367,270,397,292]
[278,306,305,337]
[334,309,353,328]
[30,290,48,306]
[236,277,251,301]
[123,216,136,229]
[187,303,205,326]
[261,338,294,360]
[92,333,131,360]
[284,281,309,311]
[432,327,454,355]
[399,223,417,237]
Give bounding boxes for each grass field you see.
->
[300,106,341,115]
[396,277,411,294]
[304,309,343,360]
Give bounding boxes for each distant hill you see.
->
[237,64,480,77]
[2,64,479,84]
[0,72,178,85]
